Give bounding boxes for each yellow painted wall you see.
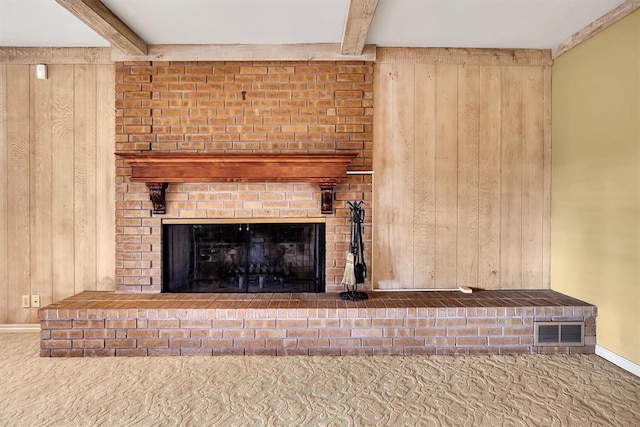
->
[552,10,640,365]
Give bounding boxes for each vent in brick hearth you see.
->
[534,322,585,346]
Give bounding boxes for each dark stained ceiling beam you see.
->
[55,0,148,55]
[341,0,379,55]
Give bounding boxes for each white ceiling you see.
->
[0,0,627,50]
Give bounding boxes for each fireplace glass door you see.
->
[163,223,325,293]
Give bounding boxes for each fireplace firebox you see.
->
[162,222,326,293]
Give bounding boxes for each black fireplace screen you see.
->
[162,222,325,293]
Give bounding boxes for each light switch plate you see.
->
[36,64,47,80]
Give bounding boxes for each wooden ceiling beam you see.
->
[0,47,111,64]
[341,0,379,55]
[111,43,376,62]
[55,0,147,55]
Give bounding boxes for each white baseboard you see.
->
[596,345,640,377]
[0,324,40,333]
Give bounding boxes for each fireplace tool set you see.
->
[340,201,369,301]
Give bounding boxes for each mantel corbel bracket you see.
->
[147,183,168,214]
[320,183,337,215]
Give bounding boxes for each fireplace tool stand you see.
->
[340,201,369,301]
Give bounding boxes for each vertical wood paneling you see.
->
[95,65,116,291]
[51,65,76,301]
[28,68,36,319]
[374,54,549,291]
[372,63,396,287]
[542,66,552,289]
[457,65,480,288]
[434,64,458,288]
[413,64,436,288]
[1,61,116,323]
[0,65,8,322]
[478,66,502,289]
[6,65,31,323]
[74,65,97,292]
[522,67,545,289]
[375,63,416,289]
[500,66,524,289]
[31,65,53,311]
[392,63,416,288]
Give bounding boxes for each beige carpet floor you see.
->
[0,333,638,427]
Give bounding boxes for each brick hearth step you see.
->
[38,290,596,357]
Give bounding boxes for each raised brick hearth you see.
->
[39,290,596,357]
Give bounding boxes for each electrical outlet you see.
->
[31,295,40,308]
[21,295,30,308]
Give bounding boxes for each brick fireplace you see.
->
[38,58,597,357]
[115,60,373,294]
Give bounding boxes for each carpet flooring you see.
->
[1,333,638,426]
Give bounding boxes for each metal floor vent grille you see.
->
[534,321,585,346]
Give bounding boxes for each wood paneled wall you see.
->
[0,63,115,323]
[373,48,551,290]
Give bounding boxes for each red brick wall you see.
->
[115,61,373,293]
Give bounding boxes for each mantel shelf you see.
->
[117,152,359,214]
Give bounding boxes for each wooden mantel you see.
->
[118,152,359,214]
